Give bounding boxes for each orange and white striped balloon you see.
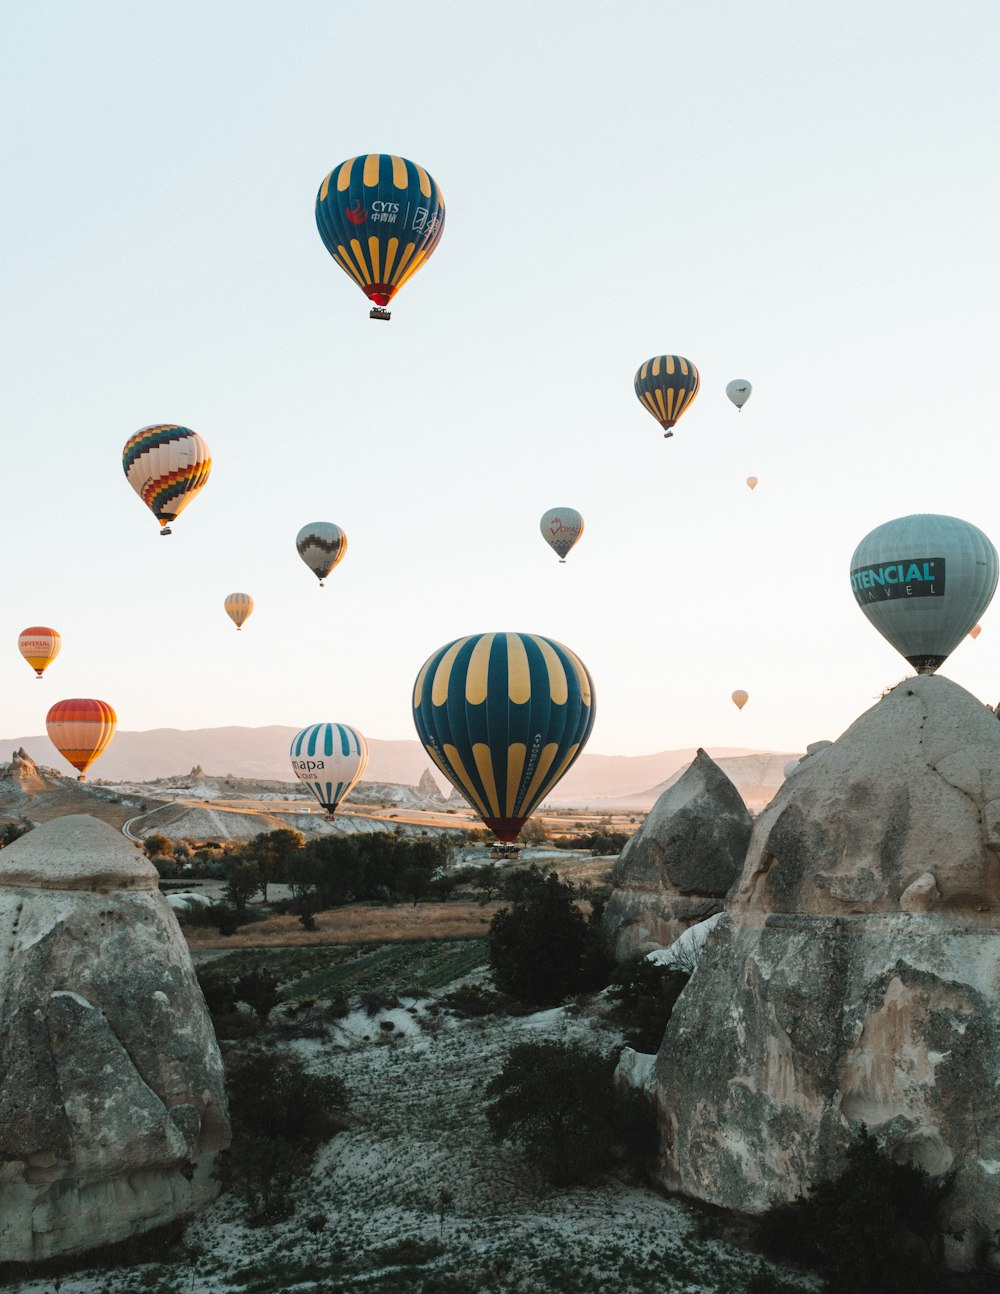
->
[224,592,254,630]
[46,699,117,780]
[18,626,61,679]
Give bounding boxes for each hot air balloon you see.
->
[289,723,369,814]
[634,355,700,437]
[18,626,61,679]
[540,508,584,563]
[46,698,116,781]
[726,379,752,411]
[224,593,254,631]
[732,690,749,711]
[296,522,347,587]
[412,632,595,844]
[122,425,211,536]
[970,624,983,640]
[315,153,445,320]
[850,514,999,673]
[746,476,758,491]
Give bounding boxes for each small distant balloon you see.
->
[726,379,752,411]
[224,593,254,631]
[746,476,758,491]
[850,513,999,674]
[970,624,982,640]
[290,723,369,814]
[296,522,348,587]
[540,508,584,563]
[122,425,211,536]
[46,698,117,781]
[732,690,749,711]
[18,626,61,679]
[634,355,700,437]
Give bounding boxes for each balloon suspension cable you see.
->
[369,307,391,321]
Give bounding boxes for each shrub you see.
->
[607,957,690,1052]
[234,969,280,1021]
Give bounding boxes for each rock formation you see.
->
[656,676,1000,1273]
[602,749,752,958]
[417,768,444,802]
[0,815,229,1262]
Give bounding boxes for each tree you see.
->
[223,861,263,914]
[607,957,690,1052]
[485,1040,617,1186]
[489,870,611,1007]
[144,832,173,858]
[247,828,304,901]
[0,821,31,848]
[234,969,280,1021]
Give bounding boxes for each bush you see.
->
[438,982,524,1018]
[756,1128,951,1292]
[607,957,690,1052]
[234,969,280,1020]
[488,869,612,1007]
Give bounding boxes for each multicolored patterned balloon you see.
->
[122,425,211,535]
[634,355,700,436]
[315,153,445,317]
[540,508,584,563]
[412,632,596,843]
[296,522,347,586]
[18,626,61,678]
[289,723,369,815]
[224,593,254,630]
[46,698,117,780]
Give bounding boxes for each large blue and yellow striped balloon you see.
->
[315,153,445,313]
[634,355,700,436]
[412,633,596,843]
[289,723,369,816]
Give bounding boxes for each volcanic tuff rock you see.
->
[602,749,752,959]
[656,675,1000,1273]
[417,768,445,801]
[0,816,229,1262]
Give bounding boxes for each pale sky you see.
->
[1,0,998,759]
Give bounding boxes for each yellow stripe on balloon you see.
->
[391,155,408,188]
[652,356,661,377]
[392,248,427,290]
[413,656,434,708]
[363,154,381,186]
[654,389,666,420]
[529,636,568,705]
[506,634,531,704]
[431,637,471,706]
[390,242,417,285]
[563,647,592,706]
[519,743,559,814]
[465,634,496,705]
[416,165,431,197]
[349,239,372,284]
[666,388,676,419]
[336,158,356,191]
[433,180,445,206]
[368,236,381,282]
[443,743,490,819]
[665,356,676,374]
[319,170,333,202]
[334,248,365,285]
[473,743,501,818]
[540,743,580,800]
[506,743,526,817]
[679,357,689,375]
[383,237,400,282]
[640,360,649,380]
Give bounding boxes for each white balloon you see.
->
[539,507,584,562]
[726,379,752,410]
[289,722,369,815]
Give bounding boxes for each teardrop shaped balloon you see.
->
[970,624,983,640]
[540,508,584,563]
[634,355,700,437]
[46,698,116,781]
[224,593,254,631]
[732,690,749,711]
[412,632,596,843]
[850,514,999,674]
[746,476,758,491]
[122,425,211,536]
[315,154,445,320]
[18,626,61,679]
[296,522,347,587]
[290,723,369,815]
[726,379,752,410]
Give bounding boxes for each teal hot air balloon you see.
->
[850,514,999,673]
[289,723,369,815]
[412,633,595,843]
[634,355,700,437]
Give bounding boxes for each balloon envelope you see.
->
[412,632,596,842]
[296,522,347,585]
[746,476,758,490]
[732,690,749,710]
[315,153,445,311]
[726,379,752,410]
[224,593,254,630]
[290,723,369,814]
[970,624,982,640]
[540,508,584,562]
[851,514,998,673]
[18,626,61,678]
[122,425,211,533]
[46,698,116,780]
[634,355,700,435]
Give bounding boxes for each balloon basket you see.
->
[663,430,674,439]
[369,307,391,321]
[159,526,172,536]
[490,842,521,860]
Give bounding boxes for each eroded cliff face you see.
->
[602,750,751,959]
[656,677,1000,1273]
[0,815,229,1262]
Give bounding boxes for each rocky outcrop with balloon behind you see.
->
[655,675,1000,1273]
[0,816,229,1262]
[601,749,752,959]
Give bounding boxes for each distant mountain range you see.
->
[0,727,800,810]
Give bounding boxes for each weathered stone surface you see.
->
[0,816,229,1262]
[602,750,752,958]
[656,676,1000,1273]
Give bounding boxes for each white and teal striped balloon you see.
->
[289,722,369,815]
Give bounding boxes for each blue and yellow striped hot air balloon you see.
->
[634,355,700,437]
[289,723,369,816]
[315,153,445,320]
[122,425,211,535]
[412,633,596,844]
